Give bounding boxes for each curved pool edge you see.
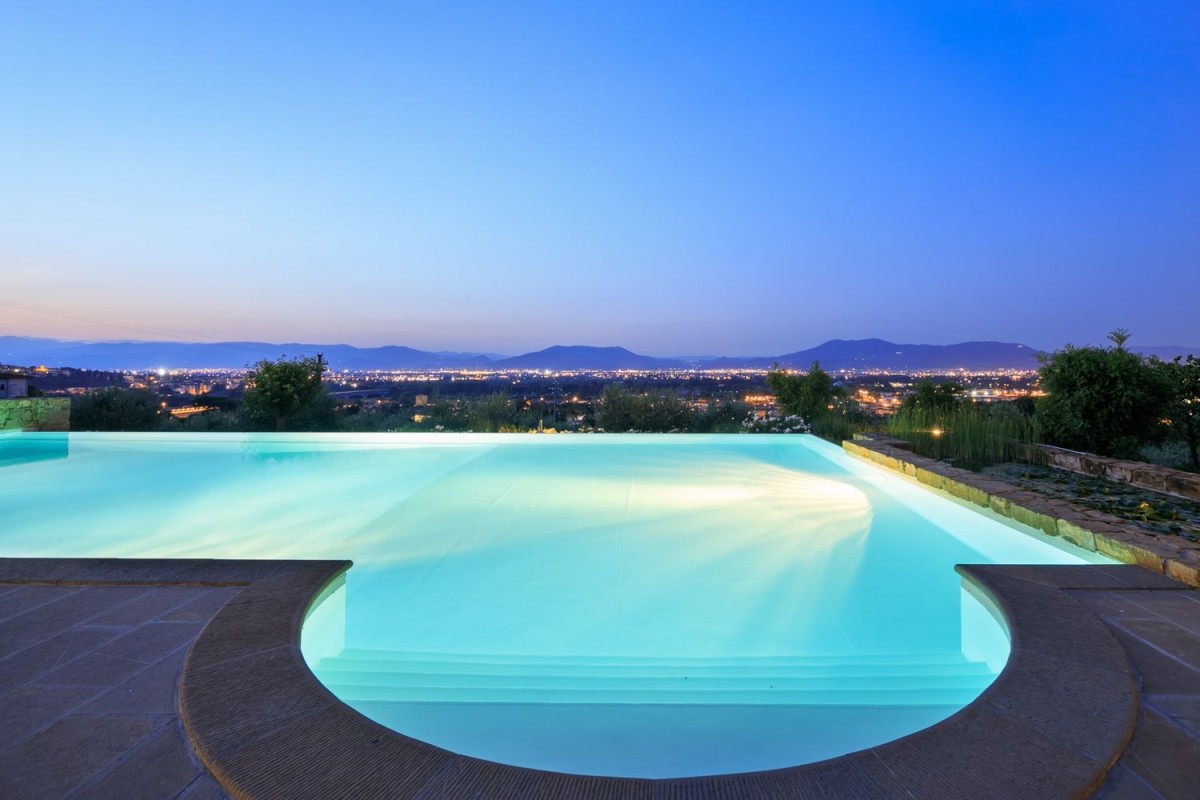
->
[168,561,1158,799]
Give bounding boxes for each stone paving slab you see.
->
[0,560,268,800]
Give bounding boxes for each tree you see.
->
[71,387,163,431]
[243,355,327,431]
[1153,354,1200,470]
[767,361,836,423]
[595,384,692,432]
[901,380,963,413]
[1037,331,1170,458]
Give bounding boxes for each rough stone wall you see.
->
[0,397,71,431]
[1020,444,1200,503]
[844,436,1200,589]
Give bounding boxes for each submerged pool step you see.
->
[313,649,997,706]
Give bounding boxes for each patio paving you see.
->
[0,558,1197,799]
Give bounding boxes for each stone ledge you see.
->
[843,439,1200,589]
[1022,443,1200,503]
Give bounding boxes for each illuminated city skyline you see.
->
[3,3,1198,356]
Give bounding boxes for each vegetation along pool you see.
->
[1,432,1112,777]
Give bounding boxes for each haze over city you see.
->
[3,2,1197,356]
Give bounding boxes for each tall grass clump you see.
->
[888,402,1040,469]
[809,408,878,444]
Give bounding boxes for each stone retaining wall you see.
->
[0,397,70,431]
[844,436,1200,588]
[1016,443,1200,502]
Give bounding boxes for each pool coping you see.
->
[4,558,1182,798]
[171,559,1165,799]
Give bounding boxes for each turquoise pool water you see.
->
[0,432,1109,777]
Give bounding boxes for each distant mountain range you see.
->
[1,335,1194,372]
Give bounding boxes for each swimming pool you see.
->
[0,432,1110,777]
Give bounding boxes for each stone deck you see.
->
[2,558,1198,798]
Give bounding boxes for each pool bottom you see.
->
[346,700,965,778]
[306,581,1005,778]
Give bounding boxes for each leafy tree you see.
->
[1153,354,1200,470]
[71,387,163,431]
[901,380,963,413]
[767,361,836,423]
[692,400,752,433]
[1037,331,1170,458]
[243,355,327,431]
[595,384,692,432]
[467,393,519,432]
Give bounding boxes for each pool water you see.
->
[0,432,1109,777]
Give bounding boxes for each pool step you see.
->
[313,649,997,706]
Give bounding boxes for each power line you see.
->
[0,298,209,341]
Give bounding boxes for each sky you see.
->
[2,1,1197,357]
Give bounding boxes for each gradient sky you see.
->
[2,2,1197,356]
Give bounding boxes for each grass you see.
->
[887,403,1041,470]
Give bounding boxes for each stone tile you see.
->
[177,773,231,800]
[70,721,201,800]
[33,651,155,688]
[0,715,160,799]
[1122,706,1200,800]
[656,758,891,800]
[416,756,653,800]
[1124,591,1200,637]
[84,587,212,626]
[1071,590,1166,620]
[159,586,242,621]
[0,626,126,691]
[183,645,338,762]
[1090,765,1164,799]
[0,684,99,749]
[1145,695,1200,739]
[94,620,205,664]
[1113,618,1200,672]
[0,586,149,641]
[0,585,78,622]
[1106,624,1200,696]
[183,596,305,672]
[865,703,1107,799]
[214,703,451,800]
[981,649,1135,762]
[79,644,189,715]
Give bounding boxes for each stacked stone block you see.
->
[0,398,70,431]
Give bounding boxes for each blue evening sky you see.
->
[2,2,1197,356]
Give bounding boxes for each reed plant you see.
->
[887,402,1040,469]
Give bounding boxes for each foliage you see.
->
[889,400,1041,468]
[243,355,328,431]
[1037,332,1170,458]
[900,380,962,413]
[809,397,876,443]
[1152,354,1200,470]
[70,387,163,431]
[767,362,836,423]
[595,384,693,432]
[166,409,245,432]
[692,400,753,433]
